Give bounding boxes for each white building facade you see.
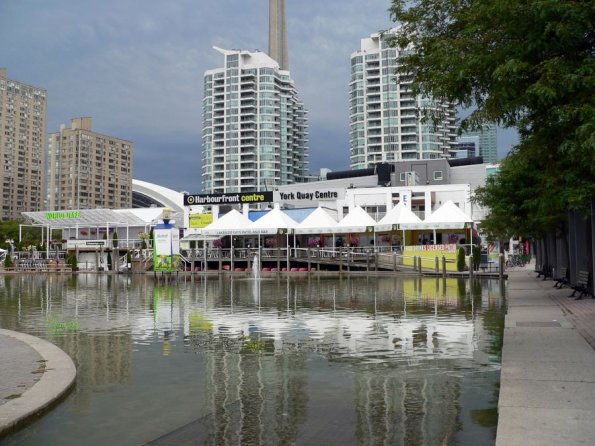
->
[202,47,308,194]
[349,30,457,169]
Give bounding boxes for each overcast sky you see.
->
[0,0,517,193]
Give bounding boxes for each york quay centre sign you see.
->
[274,189,344,202]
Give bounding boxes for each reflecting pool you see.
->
[0,274,505,446]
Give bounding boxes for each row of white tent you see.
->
[198,200,472,237]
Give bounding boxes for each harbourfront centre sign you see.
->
[184,192,274,206]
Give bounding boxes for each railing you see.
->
[13,250,66,260]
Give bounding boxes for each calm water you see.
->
[0,274,505,446]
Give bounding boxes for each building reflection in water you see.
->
[176,275,502,444]
[0,273,503,444]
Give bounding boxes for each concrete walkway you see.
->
[0,329,76,437]
[497,269,595,446]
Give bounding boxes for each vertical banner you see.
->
[401,190,412,210]
[153,227,179,272]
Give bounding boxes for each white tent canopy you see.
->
[201,209,255,236]
[400,200,473,230]
[334,206,376,233]
[375,202,422,232]
[294,207,338,234]
[250,207,298,235]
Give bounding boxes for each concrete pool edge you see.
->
[0,329,76,438]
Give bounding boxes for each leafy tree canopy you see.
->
[388,0,595,237]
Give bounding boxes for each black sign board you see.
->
[184,192,273,206]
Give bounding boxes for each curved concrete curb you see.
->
[0,329,76,437]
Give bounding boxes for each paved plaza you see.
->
[497,268,595,446]
[0,329,76,437]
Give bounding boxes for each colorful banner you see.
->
[189,213,213,228]
[403,244,459,271]
[153,227,180,272]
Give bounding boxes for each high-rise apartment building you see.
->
[0,69,47,220]
[201,48,308,194]
[458,124,497,163]
[47,117,133,210]
[349,30,457,170]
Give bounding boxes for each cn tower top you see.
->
[268,0,289,70]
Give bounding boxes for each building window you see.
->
[399,172,406,182]
[433,171,443,181]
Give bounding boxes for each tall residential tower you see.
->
[349,30,457,169]
[47,117,133,210]
[201,48,308,194]
[0,69,47,220]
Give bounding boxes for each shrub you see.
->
[66,252,77,271]
[112,232,118,248]
[472,246,481,271]
[457,247,466,272]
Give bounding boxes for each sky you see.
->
[0,0,517,193]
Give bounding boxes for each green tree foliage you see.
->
[457,247,466,272]
[66,252,77,271]
[112,232,118,248]
[0,221,46,251]
[472,245,481,271]
[388,0,595,237]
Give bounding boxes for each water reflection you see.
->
[0,274,504,446]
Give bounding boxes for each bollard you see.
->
[393,252,397,272]
[339,247,343,273]
[307,248,311,272]
[418,256,423,275]
[469,255,474,278]
[366,251,370,272]
[435,256,439,273]
[413,256,417,272]
[442,256,447,278]
[499,254,504,279]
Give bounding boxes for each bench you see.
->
[536,264,551,280]
[569,270,592,300]
[553,267,569,288]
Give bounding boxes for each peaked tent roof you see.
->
[375,202,422,231]
[295,207,338,234]
[334,206,376,233]
[401,200,473,230]
[250,207,299,234]
[202,209,253,235]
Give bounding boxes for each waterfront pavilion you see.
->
[399,201,475,271]
[374,202,423,250]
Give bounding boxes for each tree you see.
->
[388,0,595,236]
[112,232,118,248]
[472,245,481,271]
[457,247,466,272]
